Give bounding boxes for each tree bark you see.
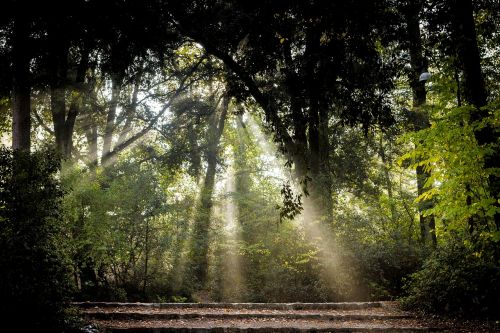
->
[283,41,308,179]
[63,49,89,158]
[101,74,122,166]
[450,0,499,230]
[11,12,31,151]
[450,0,487,109]
[235,114,251,206]
[83,75,99,168]
[48,17,89,160]
[85,123,98,168]
[404,1,436,246]
[317,104,332,214]
[305,24,332,218]
[49,54,68,157]
[191,94,229,287]
[143,217,150,297]
[48,18,70,158]
[117,75,141,147]
[379,135,396,222]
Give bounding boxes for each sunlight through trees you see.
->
[0,1,499,331]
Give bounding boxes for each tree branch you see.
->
[34,109,54,135]
[102,54,207,163]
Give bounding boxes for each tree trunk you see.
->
[191,94,229,288]
[450,0,500,230]
[48,18,89,160]
[305,25,332,219]
[405,1,436,246]
[102,74,122,166]
[50,74,68,157]
[117,75,140,147]
[282,41,308,180]
[451,0,487,109]
[235,114,251,213]
[85,121,99,168]
[143,217,150,298]
[48,17,70,157]
[379,135,396,222]
[11,12,31,151]
[64,49,89,159]
[187,121,201,178]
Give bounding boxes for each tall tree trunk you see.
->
[63,49,89,159]
[450,0,499,230]
[86,123,98,168]
[11,12,31,151]
[48,17,70,157]
[305,25,332,219]
[83,76,99,168]
[48,17,89,160]
[235,114,252,214]
[316,104,333,217]
[455,71,475,231]
[191,94,229,288]
[379,135,396,223]
[187,121,201,178]
[101,74,122,166]
[451,0,487,109]
[283,41,308,179]
[405,1,437,246]
[72,202,99,295]
[49,60,68,157]
[117,74,141,147]
[143,217,150,298]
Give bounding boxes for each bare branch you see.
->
[102,54,208,163]
[34,109,54,135]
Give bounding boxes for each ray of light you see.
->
[218,160,246,301]
[245,113,365,301]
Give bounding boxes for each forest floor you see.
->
[77,301,500,332]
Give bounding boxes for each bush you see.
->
[401,239,500,318]
[357,241,423,300]
[0,149,74,332]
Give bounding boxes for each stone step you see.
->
[102,328,443,333]
[78,303,447,333]
[96,318,445,333]
[75,302,384,310]
[85,311,414,321]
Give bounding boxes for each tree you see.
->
[190,92,229,288]
[448,0,499,230]
[0,149,72,331]
[402,0,436,246]
[168,0,396,218]
[10,2,32,151]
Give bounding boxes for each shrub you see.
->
[401,239,500,318]
[0,149,74,332]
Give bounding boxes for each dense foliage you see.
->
[0,149,75,331]
[402,239,500,317]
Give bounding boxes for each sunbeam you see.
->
[219,161,246,301]
[245,113,365,300]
